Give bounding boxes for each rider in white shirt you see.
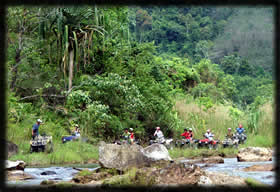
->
[204,129,214,141]
[154,127,165,143]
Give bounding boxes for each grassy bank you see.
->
[8,141,99,166]
[169,147,238,159]
[173,96,274,147]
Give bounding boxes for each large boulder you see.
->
[6,140,18,158]
[237,147,273,162]
[98,142,171,170]
[143,143,172,161]
[6,160,26,171]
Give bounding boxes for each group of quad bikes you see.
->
[115,130,247,150]
[172,132,247,150]
[29,129,246,153]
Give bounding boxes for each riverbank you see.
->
[8,141,99,166]
[9,140,274,166]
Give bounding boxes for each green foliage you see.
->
[6,6,274,157]
[79,101,111,137]
[67,90,92,109]
[196,97,214,112]
[228,106,243,125]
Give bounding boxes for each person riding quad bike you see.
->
[32,119,43,139]
[62,124,81,144]
[150,127,173,149]
[119,128,130,144]
[30,119,53,153]
[128,128,135,144]
[115,128,138,145]
[176,128,192,148]
[194,129,219,149]
[222,128,239,148]
[235,124,247,144]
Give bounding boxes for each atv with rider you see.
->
[149,127,173,149]
[235,124,247,144]
[222,128,239,148]
[194,129,219,149]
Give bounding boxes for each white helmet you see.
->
[189,128,192,131]
[129,128,133,131]
[228,128,231,130]
[37,119,43,123]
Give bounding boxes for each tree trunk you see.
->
[10,19,24,91]
[68,50,74,92]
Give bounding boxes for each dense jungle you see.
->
[6,6,274,168]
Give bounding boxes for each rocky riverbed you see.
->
[6,145,275,186]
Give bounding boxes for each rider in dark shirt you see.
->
[32,119,43,139]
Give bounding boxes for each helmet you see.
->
[207,129,210,132]
[75,124,79,127]
[37,119,43,123]
[129,128,133,131]
[184,128,188,131]
[228,128,231,130]
[189,128,192,131]
[156,127,160,130]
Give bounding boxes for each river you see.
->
[7,158,275,186]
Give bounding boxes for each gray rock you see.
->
[98,143,172,170]
[6,140,18,158]
[41,171,57,175]
[6,170,34,181]
[6,160,26,171]
[143,144,172,161]
[237,147,273,162]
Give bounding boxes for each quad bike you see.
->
[175,137,192,148]
[61,134,80,144]
[194,137,219,150]
[149,137,174,149]
[30,135,53,153]
[222,135,239,148]
[234,132,247,144]
[114,138,140,145]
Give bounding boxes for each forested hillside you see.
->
[7,6,274,151]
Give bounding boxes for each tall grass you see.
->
[173,96,274,147]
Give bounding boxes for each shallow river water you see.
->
[7,164,99,186]
[7,158,275,186]
[181,157,275,185]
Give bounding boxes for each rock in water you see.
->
[98,143,172,170]
[6,140,18,158]
[242,164,274,172]
[143,144,172,161]
[237,147,273,162]
[41,171,57,175]
[6,160,26,171]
